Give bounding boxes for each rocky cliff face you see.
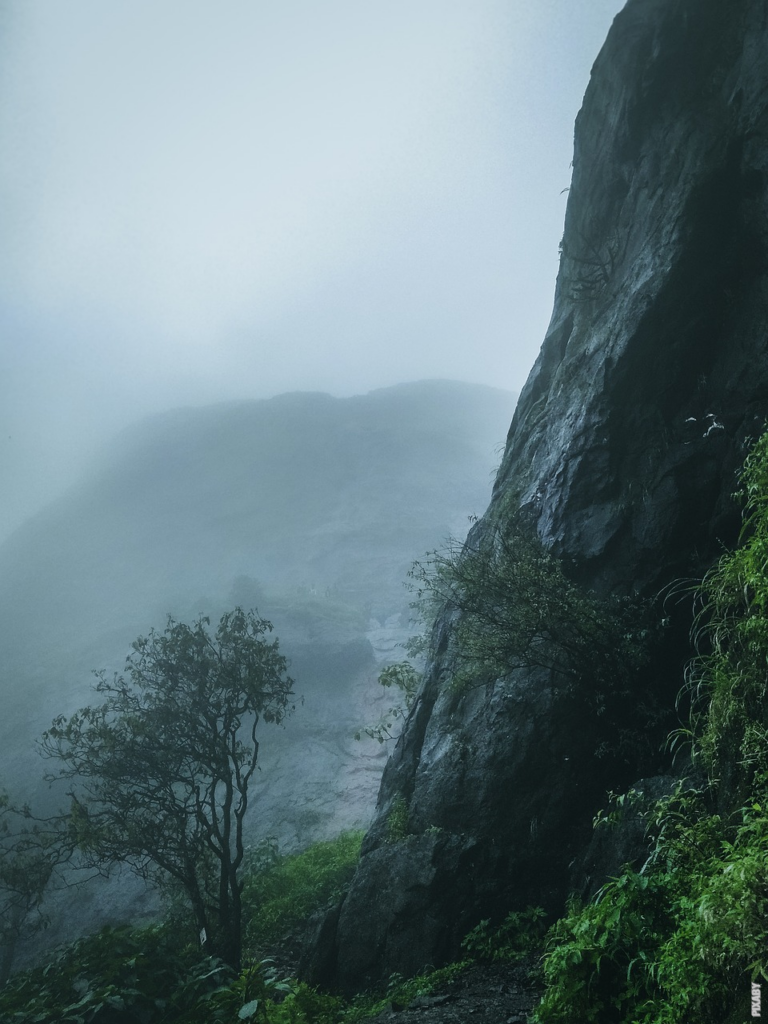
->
[310,0,768,992]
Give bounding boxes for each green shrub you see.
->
[461,905,547,962]
[409,514,651,682]
[265,981,343,1024]
[384,795,411,843]
[0,924,236,1023]
[407,514,660,759]
[683,429,768,797]
[534,788,768,1024]
[243,831,363,952]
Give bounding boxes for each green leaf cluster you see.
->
[461,906,547,962]
[242,831,363,953]
[355,663,419,744]
[0,924,289,1023]
[408,514,660,758]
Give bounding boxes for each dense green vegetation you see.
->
[0,924,270,1023]
[532,429,768,1023]
[0,831,362,1023]
[407,509,663,761]
[243,831,364,952]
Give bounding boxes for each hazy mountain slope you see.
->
[0,379,513,838]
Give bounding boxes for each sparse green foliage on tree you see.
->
[408,518,650,686]
[42,608,295,970]
[355,662,419,744]
[407,516,656,757]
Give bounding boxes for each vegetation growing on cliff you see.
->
[533,429,768,1024]
[408,511,660,757]
[354,662,419,744]
[409,514,651,682]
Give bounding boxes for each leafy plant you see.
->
[264,980,343,1024]
[384,795,411,844]
[461,905,547,962]
[355,662,420,744]
[243,831,363,953]
[407,513,658,757]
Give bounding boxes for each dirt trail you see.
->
[368,958,542,1024]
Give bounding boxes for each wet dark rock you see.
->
[568,774,678,902]
[308,0,768,992]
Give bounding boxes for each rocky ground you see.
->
[367,958,543,1024]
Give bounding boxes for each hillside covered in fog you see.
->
[0,379,514,856]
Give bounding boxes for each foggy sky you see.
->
[0,0,625,542]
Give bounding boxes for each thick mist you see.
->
[0,381,515,952]
[0,0,625,541]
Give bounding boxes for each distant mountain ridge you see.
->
[0,378,515,835]
[1,380,511,645]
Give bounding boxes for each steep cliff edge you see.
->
[310,0,768,992]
